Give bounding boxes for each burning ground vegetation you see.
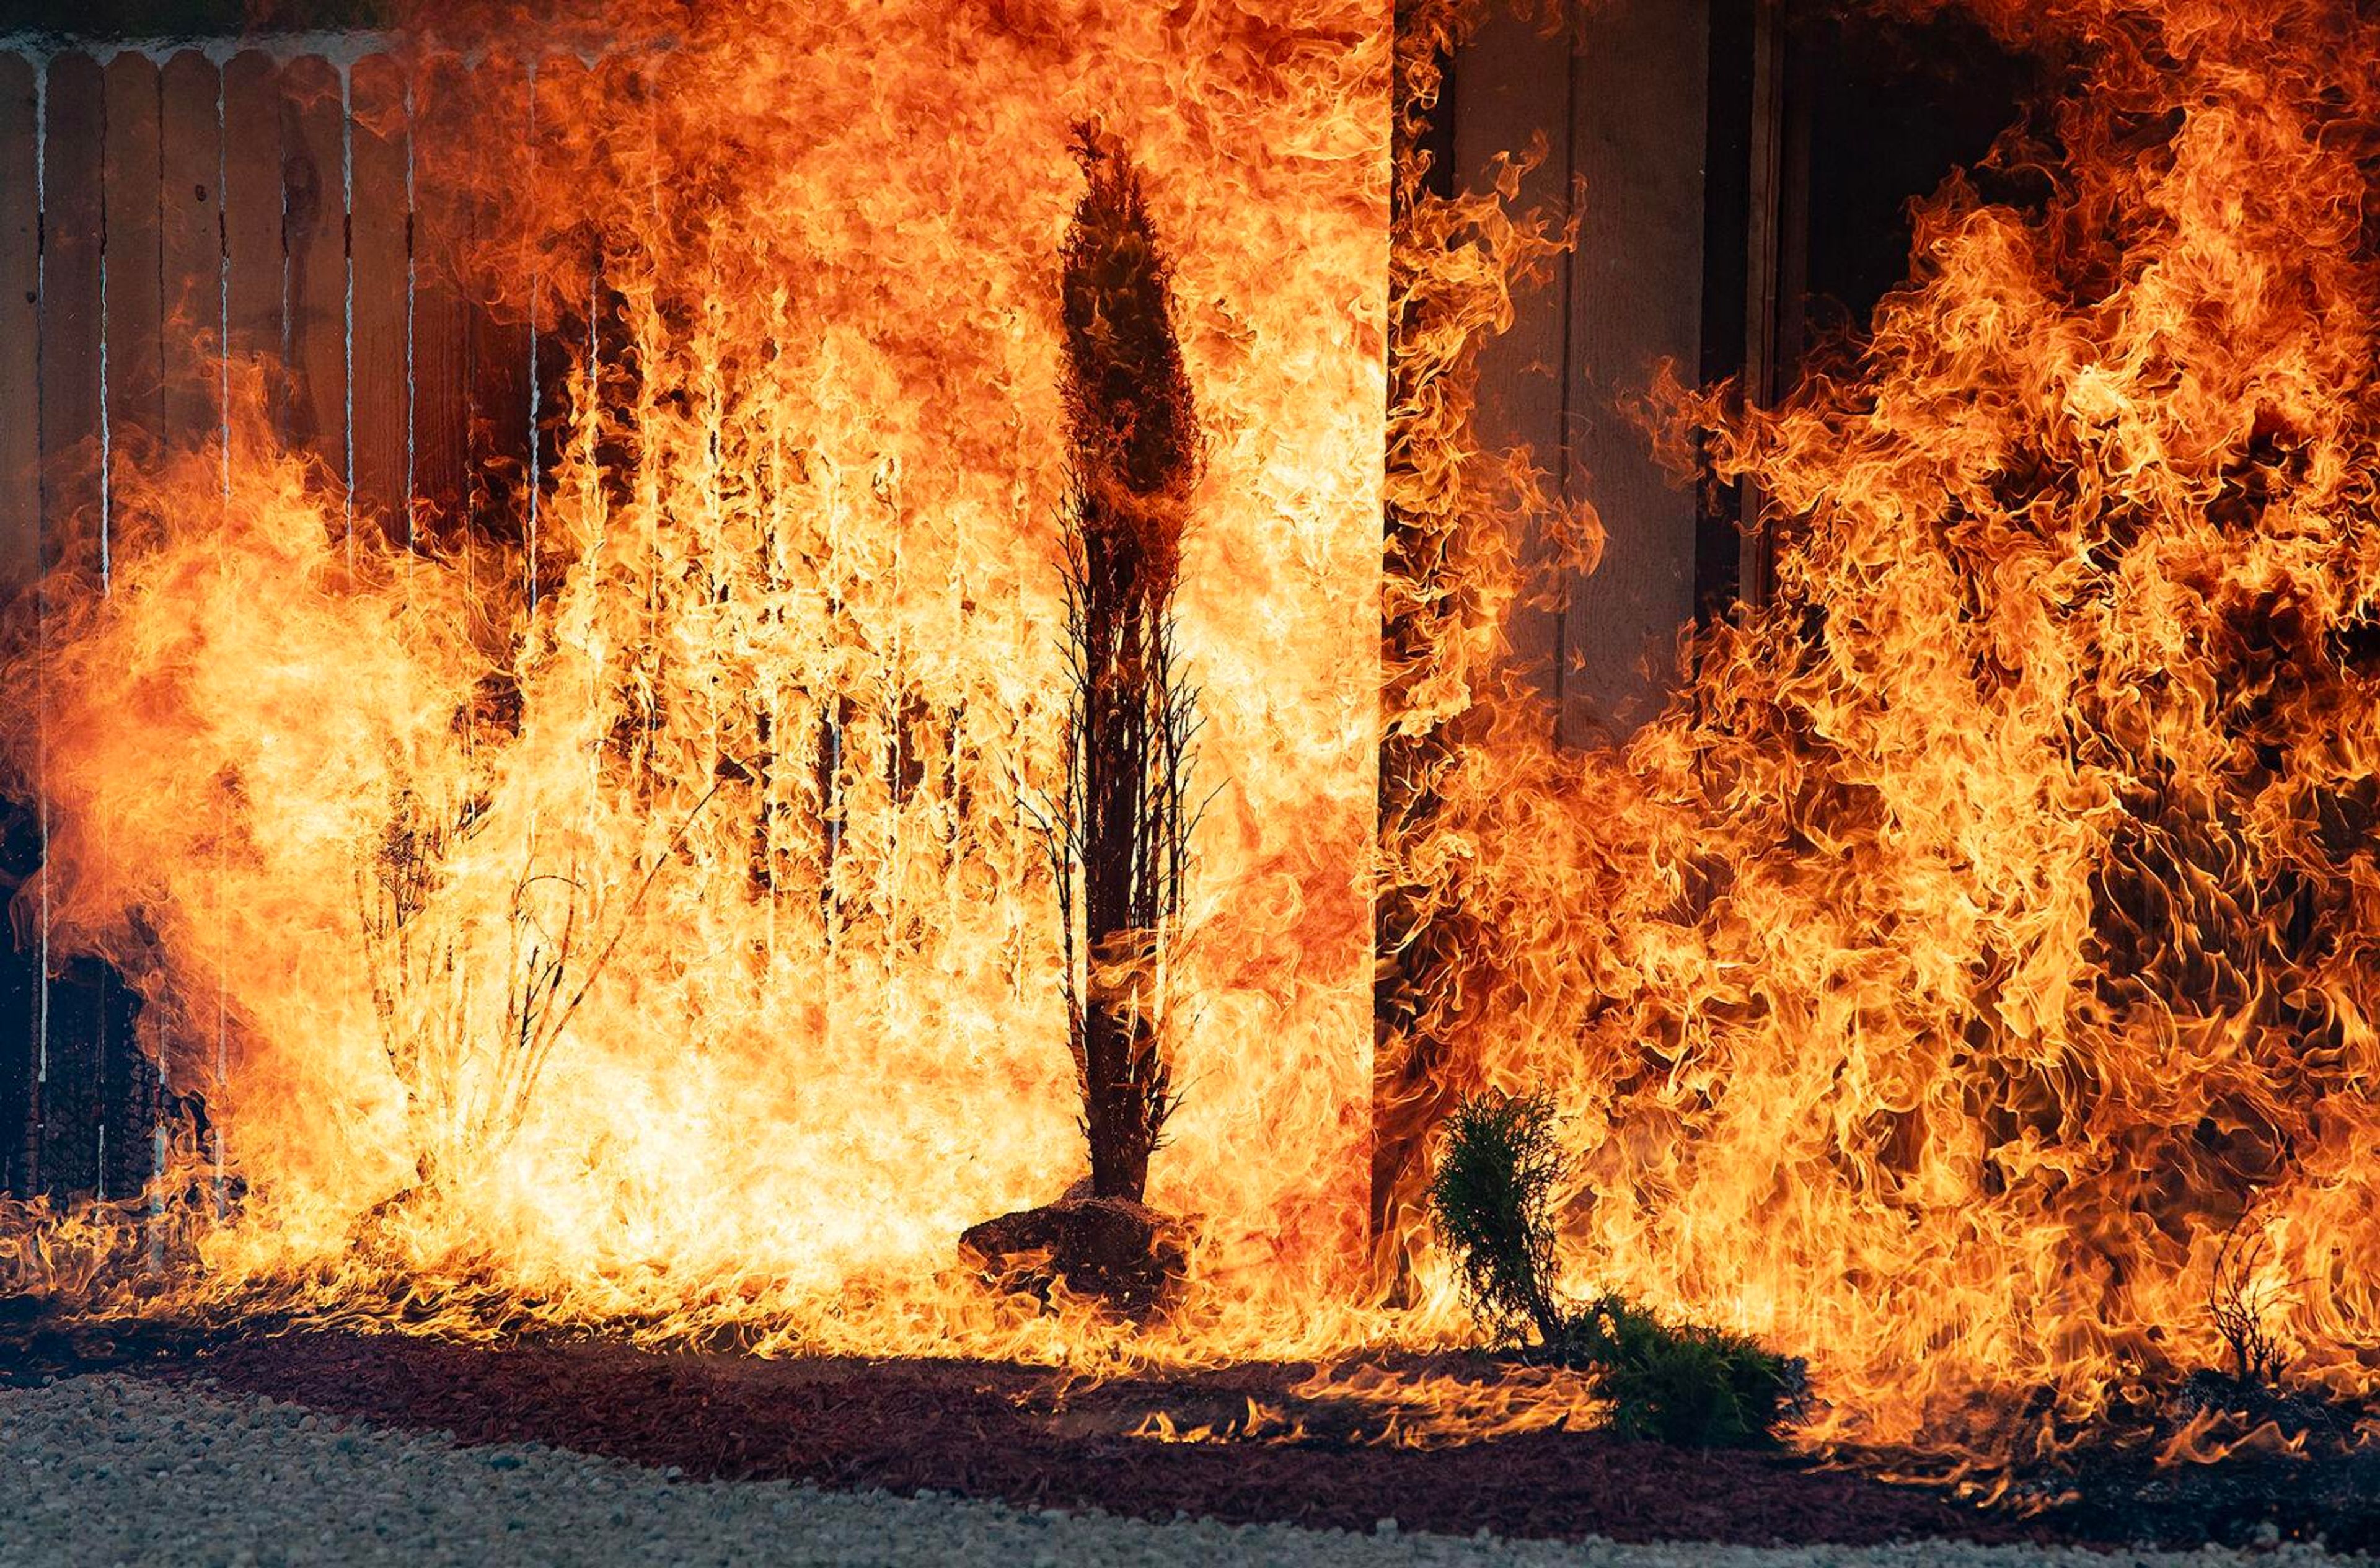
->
[4,0,2380,1538]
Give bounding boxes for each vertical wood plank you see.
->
[348,54,410,544]
[221,50,284,446]
[104,52,165,467]
[0,56,37,1196]
[158,50,223,1199]
[0,55,38,596]
[279,55,346,496]
[34,53,103,1197]
[407,52,470,549]
[42,53,105,578]
[160,50,224,452]
[466,52,533,566]
[1561,0,1708,743]
[1451,14,1572,734]
[217,53,286,1214]
[99,51,165,1198]
[531,53,593,581]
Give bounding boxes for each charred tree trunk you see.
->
[1051,126,1203,1204]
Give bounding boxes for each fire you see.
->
[6,0,2380,1477]
[1399,0,2380,1461]
[4,0,1391,1363]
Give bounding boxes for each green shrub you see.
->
[1425,1088,1568,1349]
[1426,1086,1807,1448]
[1567,1292,1807,1448]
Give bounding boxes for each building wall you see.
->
[1454,0,1712,746]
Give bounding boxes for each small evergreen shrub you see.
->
[1425,1088,1568,1349]
[1426,1086,1807,1448]
[1568,1292,1807,1448]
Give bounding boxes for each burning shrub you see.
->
[357,784,713,1215]
[2207,1220,2292,1392]
[1043,125,1207,1205]
[359,791,602,1202]
[1429,1087,1803,1447]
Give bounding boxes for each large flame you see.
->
[5,0,1391,1362]
[1413,0,2380,1462]
[7,0,2380,1473]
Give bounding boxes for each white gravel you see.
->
[0,1373,2365,1568]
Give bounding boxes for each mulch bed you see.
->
[6,1312,2374,1552]
[4,1315,2031,1549]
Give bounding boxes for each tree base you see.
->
[959,1193,1189,1319]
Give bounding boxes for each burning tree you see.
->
[1044,125,1206,1204]
[960,126,1206,1312]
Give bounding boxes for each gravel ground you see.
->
[0,1375,2369,1568]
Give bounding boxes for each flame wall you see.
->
[1416,0,2380,1458]
[9,0,2380,1470]
[2,0,1391,1354]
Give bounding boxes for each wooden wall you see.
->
[0,40,533,1204]
[1453,0,1713,746]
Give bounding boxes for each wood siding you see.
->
[1453,1,1711,745]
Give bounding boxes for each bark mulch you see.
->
[99,1326,2040,1549]
[14,1318,2371,1551]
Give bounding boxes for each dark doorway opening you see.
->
[1698,0,2034,622]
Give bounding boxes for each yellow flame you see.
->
[7,0,2380,1479]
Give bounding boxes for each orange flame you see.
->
[1410,0,2380,1461]
[7,0,2380,1477]
[5,0,1394,1368]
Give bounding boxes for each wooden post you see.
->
[1372,0,1470,1298]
